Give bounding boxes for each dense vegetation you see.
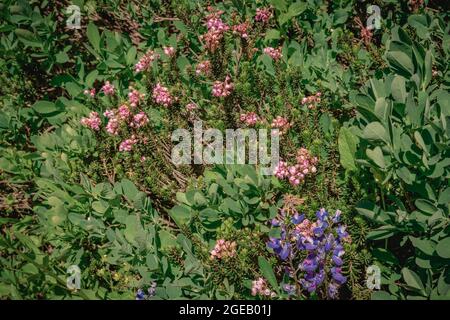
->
[0,0,448,300]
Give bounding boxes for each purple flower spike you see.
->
[291,213,305,224]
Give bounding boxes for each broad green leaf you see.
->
[366,146,386,169]
[32,101,61,115]
[87,22,101,52]
[363,122,390,144]
[386,51,414,76]
[436,238,450,259]
[258,257,279,294]
[338,127,358,171]
[402,268,425,293]
[391,75,407,103]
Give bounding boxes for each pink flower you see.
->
[205,8,229,32]
[84,88,96,97]
[255,8,272,23]
[212,75,234,97]
[195,60,211,76]
[263,47,283,61]
[134,50,159,73]
[103,109,115,118]
[128,87,145,108]
[130,112,149,128]
[274,148,318,186]
[101,81,115,96]
[186,103,197,111]
[106,117,119,135]
[301,92,322,110]
[232,22,249,39]
[152,83,173,107]
[80,111,101,131]
[274,160,288,179]
[201,8,229,52]
[271,116,290,134]
[119,135,138,152]
[210,239,237,260]
[163,46,175,57]
[240,112,260,126]
[251,278,276,297]
[117,104,131,120]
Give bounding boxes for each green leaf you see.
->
[32,101,58,114]
[414,199,437,215]
[87,22,101,52]
[265,29,281,41]
[409,237,435,256]
[258,257,279,294]
[333,9,348,25]
[386,51,414,76]
[402,268,425,293]
[363,122,390,144]
[372,291,395,300]
[120,179,139,201]
[436,238,450,259]
[126,46,137,65]
[169,205,191,227]
[15,28,41,47]
[391,75,407,103]
[366,146,386,169]
[367,226,396,240]
[338,127,358,171]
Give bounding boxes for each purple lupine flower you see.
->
[336,225,349,240]
[291,213,305,224]
[316,208,328,221]
[279,242,291,260]
[332,209,342,223]
[331,267,347,284]
[271,218,280,227]
[301,254,318,273]
[332,245,345,266]
[268,207,349,299]
[136,289,145,300]
[282,283,296,295]
[328,281,339,299]
[267,237,281,250]
[148,282,157,297]
[324,233,335,252]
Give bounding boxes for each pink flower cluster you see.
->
[232,22,249,39]
[210,239,237,260]
[163,46,175,57]
[255,8,272,23]
[81,87,150,153]
[212,75,234,97]
[301,92,322,110]
[119,135,138,152]
[263,47,283,61]
[201,8,229,52]
[196,60,211,76]
[240,112,259,126]
[186,103,197,111]
[134,50,159,73]
[84,88,96,97]
[128,87,146,108]
[152,83,173,107]
[295,218,314,238]
[274,148,318,186]
[271,116,290,134]
[81,111,101,131]
[251,278,276,297]
[130,112,149,128]
[101,81,115,96]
